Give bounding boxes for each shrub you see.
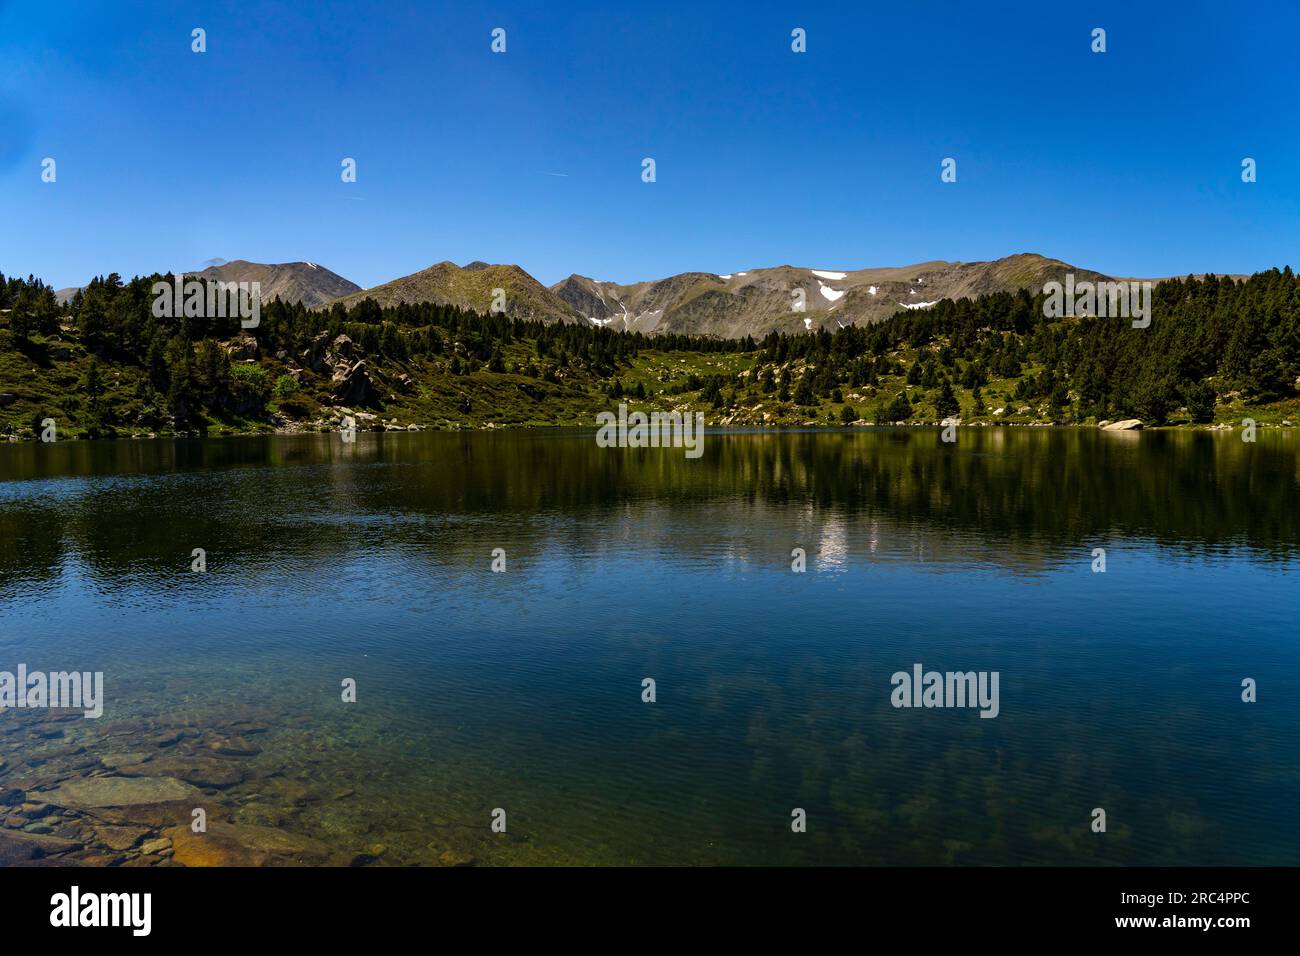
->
[229,364,270,413]
[273,374,300,399]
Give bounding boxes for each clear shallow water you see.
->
[0,428,1296,865]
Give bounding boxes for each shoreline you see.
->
[1,418,1293,444]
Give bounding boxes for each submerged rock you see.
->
[140,837,172,855]
[117,756,246,789]
[0,828,82,863]
[99,752,151,769]
[40,776,204,808]
[438,849,477,867]
[166,821,335,867]
[94,825,150,851]
[261,777,317,806]
[78,803,194,829]
[207,736,261,758]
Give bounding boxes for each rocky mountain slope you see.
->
[548,253,1115,338]
[48,253,1208,338]
[328,260,579,322]
[55,260,361,309]
[329,253,1116,338]
[49,252,1154,335]
[194,259,361,308]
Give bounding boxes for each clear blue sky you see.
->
[1,0,1296,290]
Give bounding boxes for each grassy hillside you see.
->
[330,261,578,323]
[1,319,1295,442]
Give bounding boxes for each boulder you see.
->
[224,335,259,362]
[332,360,378,406]
[299,331,332,373]
[1102,419,1143,431]
[322,334,360,371]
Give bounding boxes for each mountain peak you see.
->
[330,260,579,322]
[195,260,362,308]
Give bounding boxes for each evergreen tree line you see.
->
[2,267,1297,427]
[750,269,1299,423]
[0,270,753,424]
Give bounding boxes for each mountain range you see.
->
[54,253,1181,338]
[55,259,361,310]
[328,252,1117,337]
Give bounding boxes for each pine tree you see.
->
[881,391,912,422]
[84,359,103,409]
[936,379,959,417]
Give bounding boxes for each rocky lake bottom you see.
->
[2,429,1298,866]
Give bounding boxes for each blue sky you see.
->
[1,0,1297,290]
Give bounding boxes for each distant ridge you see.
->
[194,260,360,309]
[48,253,1245,338]
[327,252,1119,338]
[54,260,361,309]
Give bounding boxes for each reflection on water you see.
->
[0,429,1296,865]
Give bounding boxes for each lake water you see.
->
[0,428,1296,865]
